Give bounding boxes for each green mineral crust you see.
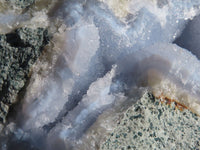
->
[101,93,200,150]
[0,27,49,122]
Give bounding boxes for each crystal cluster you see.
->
[0,0,200,150]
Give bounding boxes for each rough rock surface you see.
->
[0,27,49,123]
[101,93,200,150]
[7,0,35,8]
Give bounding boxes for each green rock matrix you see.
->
[7,0,35,8]
[101,93,200,150]
[0,27,49,123]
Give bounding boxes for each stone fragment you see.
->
[7,0,35,8]
[0,27,49,122]
[101,93,200,150]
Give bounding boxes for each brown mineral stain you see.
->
[154,94,188,112]
[154,93,200,118]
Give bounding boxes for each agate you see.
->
[44,43,200,149]
[22,0,200,130]
[2,0,200,149]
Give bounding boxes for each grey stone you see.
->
[7,0,35,8]
[0,27,49,123]
[101,93,200,150]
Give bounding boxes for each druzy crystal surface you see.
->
[0,0,200,150]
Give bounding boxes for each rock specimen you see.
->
[101,93,200,150]
[21,0,200,133]
[0,27,49,122]
[1,0,200,150]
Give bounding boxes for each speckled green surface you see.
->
[0,27,49,122]
[8,0,35,8]
[101,93,200,150]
